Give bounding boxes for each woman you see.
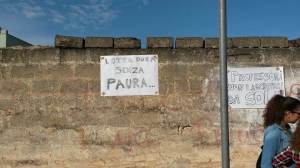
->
[272,121,300,167]
[260,95,300,168]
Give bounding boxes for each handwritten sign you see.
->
[228,67,285,108]
[100,55,159,96]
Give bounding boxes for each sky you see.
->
[0,0,299,47]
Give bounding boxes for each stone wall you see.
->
[0,36,300,167]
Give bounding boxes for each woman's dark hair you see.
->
[263,94,300,128]
[290,121,300,152]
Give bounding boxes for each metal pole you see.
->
[219,0,230,167]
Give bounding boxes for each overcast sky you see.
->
[0,0,299,46]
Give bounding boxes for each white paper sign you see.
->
[228,67,285,108]
[100,55,159,96]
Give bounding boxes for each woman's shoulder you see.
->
[264,124,283,139]
[265,123,281,131]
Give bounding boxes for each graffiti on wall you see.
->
[289,83,300,100]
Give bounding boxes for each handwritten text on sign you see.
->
[100,55,159,96]
[228,67,285,108]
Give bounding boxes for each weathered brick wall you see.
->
[0,36,300,167]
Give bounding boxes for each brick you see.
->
[289,40,296,47]
[60,79,88,94]
[228,48,263,64]
[43,64,73,79]
[288,38,300,47]
[188,64,212,80]
[231,37,260,48]
[160,64,188,80]
[75,64,100,79]
[28,96,80,129]
[11,65,40,79]
[85,37,113,48]
[0,99,15,111]
[2,49,29,64]
[159,80,174,95]
[189,79,203,92]
[174,80,189,93]
[28,48,60,63]
[147,37,174,48]
[0,65,10,80]
[205,38,232,48]
[175,37,204,48]
[92,96,122,113]
[260,37,288,48]
[32,80,59,94]
[260,48,294,65]
[80,126,158,146]
[294,38,300,46]
[55,35,84,48]
[88,80,100,93]
[114,37,141,49]
[0,49,3,62]
[60,48,88,63]
[293,48,300,62]
[0,80,28,97]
